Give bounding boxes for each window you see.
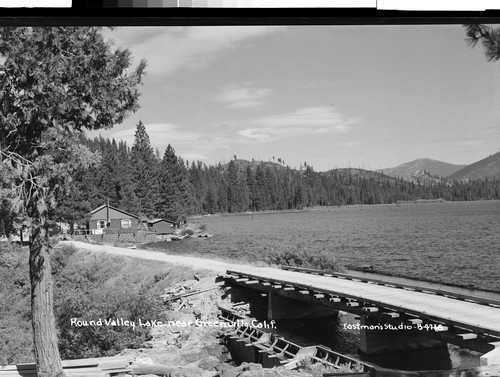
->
[121,219,132,229]
[97,220,106,229]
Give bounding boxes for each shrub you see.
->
[266,242,344,272]
[179,228,195,237]
[53,253,166,359]
[55,287,164,359]
[51,244,77,275]
[0,243,33,364]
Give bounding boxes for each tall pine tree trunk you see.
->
[29,197,66,377]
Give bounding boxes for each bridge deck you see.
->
[227,266,500,338]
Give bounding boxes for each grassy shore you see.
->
[0,242,211,364]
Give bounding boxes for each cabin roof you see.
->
[148,218,175,224]
[89,204,140,219]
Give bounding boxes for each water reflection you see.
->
[273,313,480,371]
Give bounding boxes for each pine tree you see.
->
[0,27,145,377]
[157,144,189,225]
[130,121,158,218]
[227,160,240,212]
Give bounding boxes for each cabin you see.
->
[146,219,175,235]
[87,204,140,234]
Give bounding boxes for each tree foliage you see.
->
[465,24,500,62]
[130,121,158,218]
[53,134,500,228]
[0,27,145,377]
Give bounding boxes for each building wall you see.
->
[151,221,174,234]
[88,207,139,230]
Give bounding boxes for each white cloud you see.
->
[104,26,284,78]
[345,141,361,147]
[237,106,359,141]
[112,123,203,147]
[110,122,236,162]
[214,83,273,109]
[455,140,482,146]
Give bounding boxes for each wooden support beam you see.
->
[434,325,449,332]
[272,284,282,289]
[261,282,271,286]
[458,333,478,340]
[408,318,422,325]
[346,301,359,307]
[314,294,325,299]
[235,278,249,282]
[382,312,400,319]
[299,290,310,295]
[362,307,378,313]
[329,297,341,303]
[244,280,259,285]
[283,286,295,291]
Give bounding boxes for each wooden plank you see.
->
[0,369,105,376]
[65,368,104,374]
[129,364,176,375]
[163,286,219,301]
[279,265,500,307]
[382,312,400,319]
[458,333,478,340]
[225,269,500,339]
[99,367,133,373]
[408,318,422,325]
[435,325,449,332]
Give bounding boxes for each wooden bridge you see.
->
[218,306,375,374]
[223,265,500,366]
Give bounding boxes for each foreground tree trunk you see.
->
[29,201,66,377]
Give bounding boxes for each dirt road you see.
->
[63,240,270,275]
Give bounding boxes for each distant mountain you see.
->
[447,152,500,180]
[380,158,466,179]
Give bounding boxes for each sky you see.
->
[86,24,500,171]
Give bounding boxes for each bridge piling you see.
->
[359,316,445,355]
[480,341,500,366]
[267,292,338,320]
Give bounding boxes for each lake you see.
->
[155,200,499,370]
[180,200,500,292]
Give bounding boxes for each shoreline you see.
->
[188,198,500,219]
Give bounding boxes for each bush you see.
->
[0,243,33,364]
[1,244,175,363]
[53,253,166,359]
[179,228,195,237]
[56,287,164,359]
[51,244,77,275]
[266,242,344,272]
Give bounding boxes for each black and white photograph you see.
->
[1,20,500,377]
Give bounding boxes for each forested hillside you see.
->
[40,122,500,231]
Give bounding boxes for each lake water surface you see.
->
[178,201,500,370]
[185,200,500,292]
